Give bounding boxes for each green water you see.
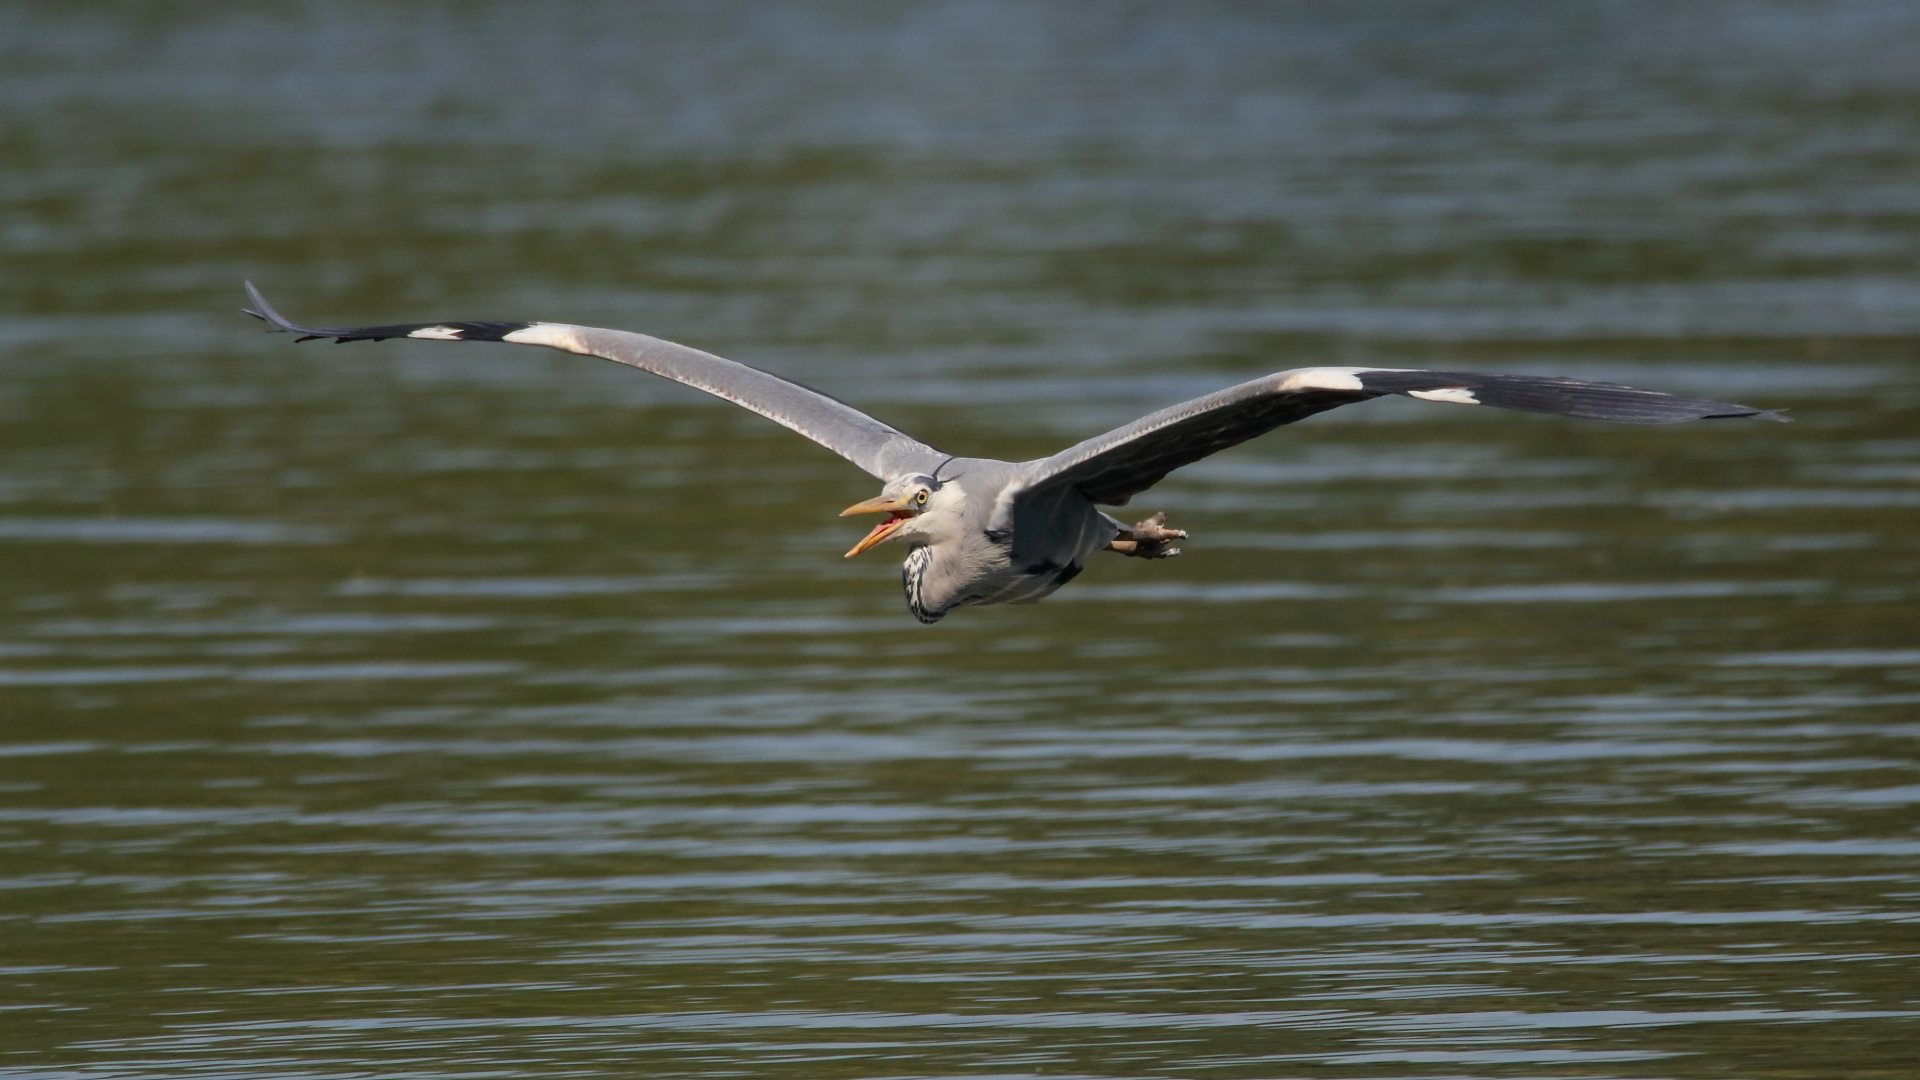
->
[2,3,1917,1077]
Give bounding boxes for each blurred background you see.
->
[2,2,1917,1076]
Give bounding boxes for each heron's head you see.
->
[840,473,950,557]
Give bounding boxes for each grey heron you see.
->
[244,283,1786,624]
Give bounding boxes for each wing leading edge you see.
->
[243,284,946,481]
[1018,366,1787,507]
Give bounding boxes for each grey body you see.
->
[244,283,1787,623]
[891,457,1119,622]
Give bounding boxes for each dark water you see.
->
[3,3,1918,1077]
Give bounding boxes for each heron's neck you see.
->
[901,545,939,623]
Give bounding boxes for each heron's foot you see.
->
[1105,511,1187,559]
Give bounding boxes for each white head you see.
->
[840,472,967,557]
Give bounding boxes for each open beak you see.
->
[841,494,914,557]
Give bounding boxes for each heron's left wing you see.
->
[244,283,945,481]
[1013,366,1787,507]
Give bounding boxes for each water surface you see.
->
[2,3,1917,1077]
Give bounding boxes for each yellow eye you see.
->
[914,490,929,506]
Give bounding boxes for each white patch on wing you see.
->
[502,323,590,354]
[1408,387,1480,405]
[407,326,465,340]
[1275,367,1366,392]
[1273,366,1410,392]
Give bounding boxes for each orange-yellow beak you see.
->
[840,494,915,557]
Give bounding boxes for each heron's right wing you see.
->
[1011,366,1787,508]
[244,283,946,481]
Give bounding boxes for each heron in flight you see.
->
[244,283,1786,623]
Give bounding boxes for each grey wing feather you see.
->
[244,283,944,480]
[1016,366,1788,507]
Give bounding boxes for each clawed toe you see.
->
[1105,511,1188,559]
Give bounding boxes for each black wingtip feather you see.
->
[1355,370,1788,425]
[241,282,530,344]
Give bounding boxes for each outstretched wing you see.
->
[243,283,946,481]
[1016,366,1788,507]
